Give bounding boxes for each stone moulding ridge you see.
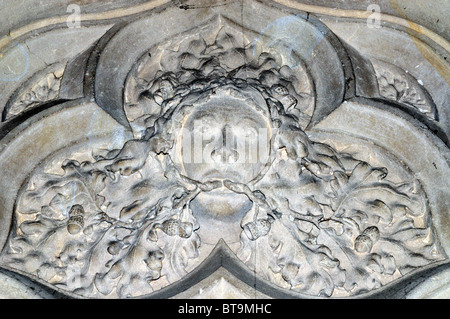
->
[272,0,450,53]
[0,0,448,55]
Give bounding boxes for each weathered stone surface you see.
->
[0,0,448,299]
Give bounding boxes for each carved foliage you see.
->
[373,60,438,120]
[237,138,444,296]
[4,66,64,121]
[0,16,445,299]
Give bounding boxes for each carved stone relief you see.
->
[3,64,65,121]
[0,0,448,299]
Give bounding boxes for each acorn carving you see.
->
[243,219,272,241]
[159,219,193,238]
[354,226,380,253]
[67,204,85,235]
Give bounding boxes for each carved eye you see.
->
[193,123,213,136]
[243,127,258,137]
[234,119,260,137]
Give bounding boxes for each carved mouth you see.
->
[201,169,243,183]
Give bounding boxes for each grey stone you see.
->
[0,0,448,299]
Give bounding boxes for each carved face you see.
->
[179,95,272,184]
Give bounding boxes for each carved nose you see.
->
[211,125,239,164]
